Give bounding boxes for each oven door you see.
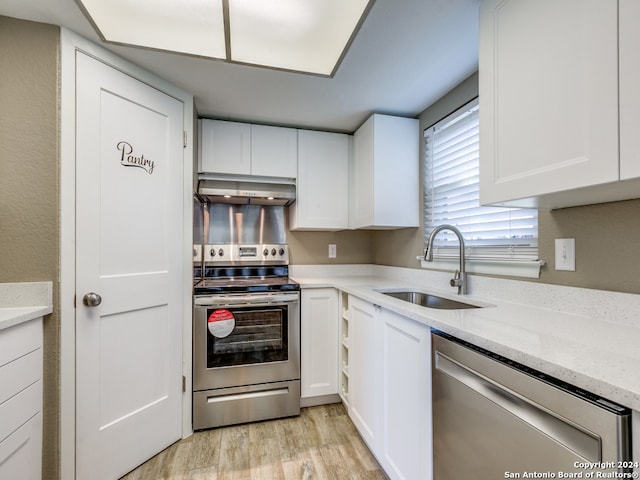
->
[193,292,300,391]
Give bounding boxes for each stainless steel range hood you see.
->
[197,178,296,206]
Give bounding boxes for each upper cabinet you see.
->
[199,119,297,179]
[199,114,420,231]
[250,124,297,178]
[290,129,351,231]
[350,114,419,229]
[479,0,640,209]
[199,119,251,175]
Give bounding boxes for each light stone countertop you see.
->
[290,264,640,412]
[0,282,53,331]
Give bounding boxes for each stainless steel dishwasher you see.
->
[432,331,632,479]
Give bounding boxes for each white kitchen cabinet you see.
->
[290,129,351,231]
[348,295,382,452]
[199,119,251,175]
[380,308,432,480]
[300,288,339,401]
[479,0,640,209]
[350,114,419,229]
[346,295,433,480]
[250,124,297,178]
[0,318,43,480]
[199,120,297,178]
[0,413,42,480]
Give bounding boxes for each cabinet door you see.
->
[381,309,432,480]
[291,130,350,230]
[0,412,42,480]
[348,296,381,452]
[351,114,419,228]
[351,115,375,228]
[199,119,251,175]
[620,0,640,180]
[300,288,339,399]
[479,0,618,207]
[250,124,297,178]
[370,115,419,228]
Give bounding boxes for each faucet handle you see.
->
[450,270,464,288]
[450,270,467,295]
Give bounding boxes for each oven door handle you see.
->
[194,294,299,307]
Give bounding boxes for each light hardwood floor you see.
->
[120,403,387,480]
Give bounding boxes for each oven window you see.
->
[206,305,288,368]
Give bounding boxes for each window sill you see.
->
[417,256,544,279]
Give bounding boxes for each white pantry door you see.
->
[75,52,184,480]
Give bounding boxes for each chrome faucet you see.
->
[424,224,467,295]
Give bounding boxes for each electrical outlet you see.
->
[328,244,337,259]
[555,238,576,271]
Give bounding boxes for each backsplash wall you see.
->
[287,228,373,265]
[537,200,640,294]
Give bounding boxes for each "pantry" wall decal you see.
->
[117,141,155,174]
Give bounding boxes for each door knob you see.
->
[83,292,102,307]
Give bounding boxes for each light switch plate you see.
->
[555,238,576,271]
[328,244,337,259]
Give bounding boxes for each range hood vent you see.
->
[197,178,296,206]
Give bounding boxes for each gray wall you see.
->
[372,71,640,295]
[0,15,60,480]
[537,200,640,293]
[288,228,373,265]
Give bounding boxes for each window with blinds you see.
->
[424,98,538,262]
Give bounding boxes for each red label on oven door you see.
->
[207,309,235,338]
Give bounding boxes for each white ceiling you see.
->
[0,0,480,133]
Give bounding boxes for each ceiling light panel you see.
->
[228,0,371,75]
[79,0,226,58]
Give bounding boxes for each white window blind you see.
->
[424,98,538,262]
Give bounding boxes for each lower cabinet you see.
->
[380,308,432,480]
[347,295,433,480]
[0,318,43,480]
[348,297,382,451]
[300,288,339,401]
[0,413,42,480]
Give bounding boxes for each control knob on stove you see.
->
[218,248,224,257]
[210,248,216,257]
[279,248,285,256]
[271,248,277,256]
[263,248,269,256]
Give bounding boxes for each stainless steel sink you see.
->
[381,290,481,310]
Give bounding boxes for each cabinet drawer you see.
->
[0,412,42,480]
[0,319,42,368]
[0,349,42,405]
[0,381,41,444]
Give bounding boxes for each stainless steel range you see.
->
[192,200,300,430]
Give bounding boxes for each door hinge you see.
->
[73,294,76,309]
[182,375,186,393]
[183,131,187,148]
